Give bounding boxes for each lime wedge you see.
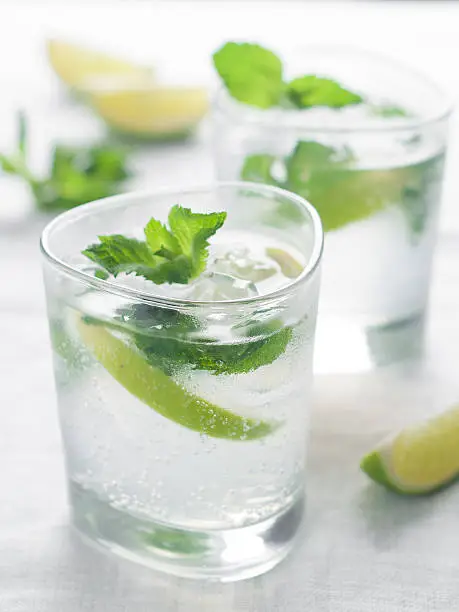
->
[361,404,459,494]
[77,318,275,441]
[87,85,208,139]
[47,39,152,90]
[266,247,303,279]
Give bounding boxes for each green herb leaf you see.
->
[82,206,227,285]
[286,75,363,109]
[168,205,227,276]
[110,303,292,376]
[213,42,284,109]
[18,111,27,156]
[0,113,130,213]
[240,154,282,186]
[82,235,158,277]
[143,527,210,555]
[370,104,411,118]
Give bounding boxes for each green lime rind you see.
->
[78,318,277,441]
[360,451,405,495]
[360,450,459,496]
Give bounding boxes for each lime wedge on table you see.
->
[87,85,208,139]
[47,39,152,90]
[361,404,459,494]
[77,318,274,441]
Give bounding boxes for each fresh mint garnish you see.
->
[213,41,362,110]
[213,42,284,109]
[78,204,294,439]
[0,113,129,212]
[82,205,227,284]
[286,76,363,109]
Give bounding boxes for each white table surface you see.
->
[3,2,459,610]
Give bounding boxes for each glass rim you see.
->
[40,181,324,309]
[214,44,454,134]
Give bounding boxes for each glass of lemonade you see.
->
[213,47,452,374]
[40,182,323,581]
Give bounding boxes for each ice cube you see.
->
[184,272,259,301]
[210,246,278,282]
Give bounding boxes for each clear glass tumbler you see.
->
[213,47,453,374]
[40,182,323,581]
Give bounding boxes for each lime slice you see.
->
[361,404,459,494]
[47,39,152,90]
[266,247,303,279]
[87,85,208,139]
[77,318,275,441]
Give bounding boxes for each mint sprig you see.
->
[82,205,227,285]
[213,42,283,109]
[287,75,363,109]
[0,113,129,213]
[213,41,363,110]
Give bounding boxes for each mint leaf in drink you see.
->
[110,302,293,376]
[240,154,282,187]
[213,42,284,109]
[83,205,227,284]
[0,113,130,213]
[136,321,292,376]
[143,527,210,555]
[370,104,411,118]
[286,76,363,109]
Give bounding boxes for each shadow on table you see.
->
[356,482,452,550]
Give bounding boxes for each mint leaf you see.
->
[144,217,180,255]
[0,113,129,213]
[213,41,364,111]
[82,235,158,276]
[240,154,282,186]
[167,205,227,277]
[213,42,283,109]
[82,206,226,285]
[143,527,210,555]
[110,303,292,376]
[370,104,411,118]
[137,324,292,376]
[286,76,363,109]
[18,111,27,156]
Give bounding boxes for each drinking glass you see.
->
[41,182,323,581]
[213,47,452,373]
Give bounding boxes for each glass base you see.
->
[314,311,425,375]
[70,481,304,582]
